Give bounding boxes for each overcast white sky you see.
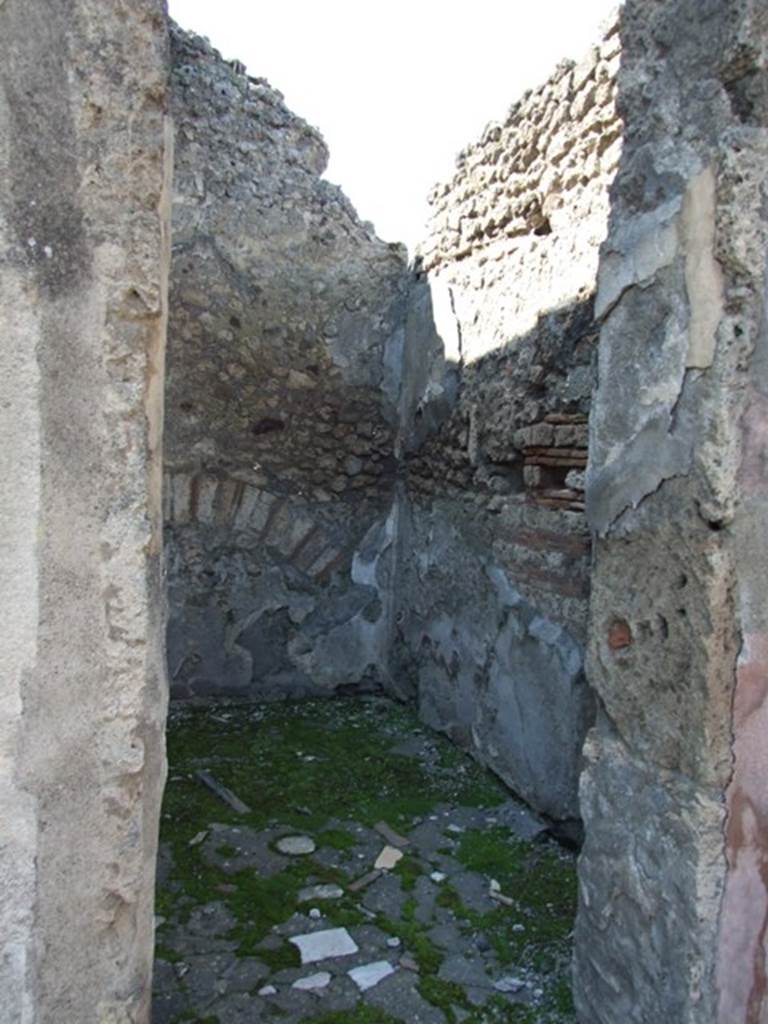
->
[168,1,619,249]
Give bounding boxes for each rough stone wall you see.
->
[0,2,170,1021]
[574,1,768,1022]
[164,26,408,699]
[394,15,622,825]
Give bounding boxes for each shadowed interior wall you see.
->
[393,14,622,828]
[164,26,409,701]
[0,1,171,1021]
[574,1,768,1021]
[162,18,623,830]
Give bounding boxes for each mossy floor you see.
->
[153,696,578,1024]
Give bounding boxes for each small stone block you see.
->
[276,835,316,855]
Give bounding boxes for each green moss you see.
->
[256,942,301,972]
[298,1008,402,1024]
[172,1013,220,1024]
[157,699,577,1020]
[436,882,466,916]
[317,828,357,851]
[551,974,576,1014]
[375,912,443,975]
[154,944,182,964]
[454,827,577,971]
[418,975,470,1021]
[464,995,537,1023]
[393,854,423,892]
[162,698,507,846]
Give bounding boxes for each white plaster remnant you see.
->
[374,845,403,870]
[292,971,332,990]
[348,961,396,991]
[290,928,360,964]
[683,167,724,369]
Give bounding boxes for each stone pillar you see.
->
[0,2,171,1021]
[574,1,768,1022]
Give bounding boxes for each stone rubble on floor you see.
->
[153,700,577,1024]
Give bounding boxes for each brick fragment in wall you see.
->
[188,475,217,523]
[233,487,277,534]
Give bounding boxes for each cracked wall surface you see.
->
[392,13,622,828]
[163,25,409,701]
[0,1,171,1021]
[574,1,768,1021]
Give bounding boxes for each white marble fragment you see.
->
[374,845,403,870]
[348,960,396,991]
[290,927,359,964]
[298,883,344,902]
[292,971,332,991]
[258,984,277,996]
[430,871,447,883]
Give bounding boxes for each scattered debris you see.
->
[387,936,402,949]
[309,908,321,919]
[276,835,316,855]
[298,883,344,902]
[188,829,208,847]
[489,878,516,907]
[374,820,410,847]
[258,985,277,996]
[374,845,404,870]
[349,869,381,892]
[430,871,447,883]
[290,927,360,964]
[292,971,332,991]
[400,954,419,972]
[348,961,397,991]
[194,770,251,814]
[494,976,525,993]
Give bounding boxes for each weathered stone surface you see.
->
[0,1,170,1021]
[391,16,621,824]
[576,2,768,1022]
[164,24,408,701]
[395,499,593,822]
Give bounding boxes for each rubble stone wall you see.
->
[164,26,409,700]
[574,1,768,1022]
[0,1,171,1020]
[393,14,622,825]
